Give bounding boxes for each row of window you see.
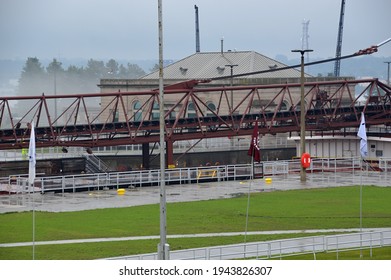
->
[112,100,292,122]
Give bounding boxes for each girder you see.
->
[0,78,390,151]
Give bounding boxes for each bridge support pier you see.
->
[166,140,174,168]
[142,143,150,169]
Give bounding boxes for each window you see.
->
[133,100,142,121]
[207,102,216,115]
[187,102,196,118]
[152,101,160,120]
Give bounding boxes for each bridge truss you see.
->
[0,78,390,166]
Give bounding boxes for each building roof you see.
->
[141,51,306,80]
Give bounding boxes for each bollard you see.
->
[117,188,125,195]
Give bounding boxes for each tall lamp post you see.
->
[291,49,313,182]
[385,61,391,86]
[157,0,169,260]
[225,64,238,114]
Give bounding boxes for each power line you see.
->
[210,40,389,81]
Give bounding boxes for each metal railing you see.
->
[107,230,391,260]
[2,157,386,194]
[379,157,391,172]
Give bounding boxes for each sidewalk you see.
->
[1,228,390,248]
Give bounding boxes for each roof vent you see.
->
[179,67,188,75]
[269,64,278,69]
[216,66,225,74]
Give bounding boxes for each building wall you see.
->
[290,136,391,159]
[98,77,353,125]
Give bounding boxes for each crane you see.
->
[334,0,346,77]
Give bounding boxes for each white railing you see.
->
[379,157,391,172]
[107,230,391,260]
[2,157,386,194]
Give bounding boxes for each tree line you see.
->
[18,57,153,96]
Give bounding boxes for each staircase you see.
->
[84,154,111,173]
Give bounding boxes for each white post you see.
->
[157,0,169,260]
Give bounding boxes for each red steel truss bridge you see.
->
[0,78,390,166]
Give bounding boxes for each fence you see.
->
[2,157,387,194]
[106,230,391,260]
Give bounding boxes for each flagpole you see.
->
[245,117,259,244]
[32,188,35,260]
[357,112,367,259]
[28,121,36,260]
[360,162,364,259]
[244,148,253,244]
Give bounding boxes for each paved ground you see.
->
[1,171,390,259]
[0,171,390,213]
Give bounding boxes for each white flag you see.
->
[28,122,36,186]
[357,112,368,158]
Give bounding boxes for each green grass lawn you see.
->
[0,185,390,259]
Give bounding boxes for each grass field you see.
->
[0,185,390,259]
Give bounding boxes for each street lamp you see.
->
[225,64,238,114]
[384,61,391,86]
[157,0,169,260]
[291,49,313,182]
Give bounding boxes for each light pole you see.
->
[225,64,238,149]
[385,61,391,86]
[157,0,169,260]
[291,49,313,182]
[225,64,238,114]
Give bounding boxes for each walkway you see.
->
[2,228,389,248]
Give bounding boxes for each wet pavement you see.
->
[0,171,390,213]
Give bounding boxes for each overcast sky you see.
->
[0,0,390,62]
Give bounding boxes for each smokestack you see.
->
[195,5,200,52]
[221,37,224,54]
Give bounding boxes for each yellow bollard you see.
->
[265,177,272,184]
[117,188,125,195]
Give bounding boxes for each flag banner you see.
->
[28,121,36,186]
[357,112,368,158]
[247,119,261,162]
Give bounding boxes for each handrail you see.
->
[105,229,391,260]
[1,156,385,194]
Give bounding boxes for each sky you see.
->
[0,0,390,62]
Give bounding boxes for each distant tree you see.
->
[150,63,159,73]
[85,59,106,80]
[46,58,66,94]
[127,63,146,78]
[118,64,128,78]
[46,58,64,75]
[106,59,119,76]
[18,57,46,96]
[16,57,148,97]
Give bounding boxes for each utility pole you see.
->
[291,49,313,182]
